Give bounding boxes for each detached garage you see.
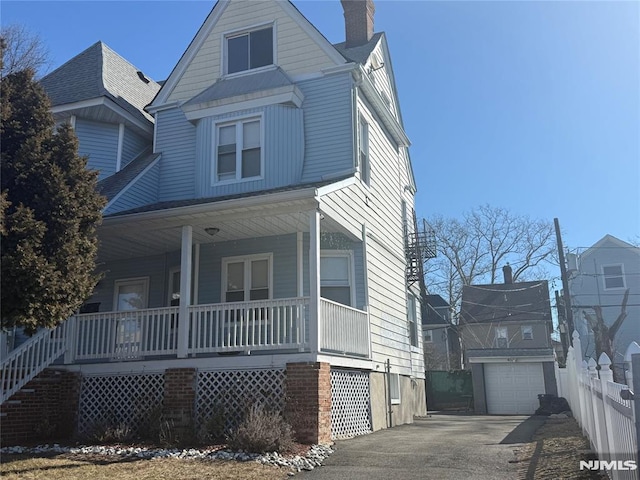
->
[483,362,545,414]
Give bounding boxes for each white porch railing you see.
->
[188,297,309,354]
[320,298,370,357]
[556,331,639,480]
[1,323,68,404]
[71,307,179,361]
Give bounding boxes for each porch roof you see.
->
[98,178,359,262]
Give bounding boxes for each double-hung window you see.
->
[226,26,273,75]
[320,252,353,307]
[359,117,370,186]
[216,118,262,183]
[496,326,508,348]
[602,264,625,289]
[223,254,271,302]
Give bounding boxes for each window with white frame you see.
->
[215,118,262,183]
[495,326,508,348]
[602,264,625,289]
[424,329,433,343]
[407,294,419,347]
[226,25,273,75]
[358,117,370,186]
[320,252,353,306]
[389,373,401,404]
[222,254,271,302]
[521,325,533,340]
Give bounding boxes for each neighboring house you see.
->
[2,0,426,444]
[422,295,460,370]
[459,266,557,415]
[567,234,640,375]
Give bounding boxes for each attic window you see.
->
[226,26,273,75]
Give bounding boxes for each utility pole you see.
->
[555,290,568,361]
[554,218,575,346]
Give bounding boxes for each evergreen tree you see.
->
[1,69,105,334]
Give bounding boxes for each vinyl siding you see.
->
[75,118,119,180]
[197,234,298,304]
[155,108,196,201]
[300,73,353,182]
[168,1,339,103]
[105,162,160,214]
[121,128,150,169]
[195,104,303,198]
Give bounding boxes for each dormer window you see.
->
[226,26,273,75]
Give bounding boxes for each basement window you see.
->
[389,373,401,405]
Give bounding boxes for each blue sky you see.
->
[2,0,639,252]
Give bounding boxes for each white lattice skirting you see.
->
[331,369,372,439]
[77,372,164,436]
[196,368,285,429]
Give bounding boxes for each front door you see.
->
[113,278,149,359]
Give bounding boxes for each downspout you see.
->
[386,358,393,428]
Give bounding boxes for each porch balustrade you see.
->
[62,297,369,362]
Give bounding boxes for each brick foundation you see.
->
[285,362,331,444]
[163,368,197,441]
[1,368,81,446]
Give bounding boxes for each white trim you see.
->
[116,123,125,172]
[389,372,401,404]
[113,277,150,311]
[178,226,193,358]
[102,187,319,225]
[146,101,181,115]
[320,250,356,307]
[151,0,230,106]
[469,356,554,364]
[222,21,276,76]
[70,115,76,129]
[184,87,303,121]
[152,112,158,153]
[297,232,304,297]
[601,263,626,290]
[193,243,200,304]
[221,253,273,302]
[51,96,152,135]
[316,353,373,370]
[212,113,264,185]
[315,176,358,197]
[104,154,161,211]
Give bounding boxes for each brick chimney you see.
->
[341,0,375,48]
[503,264,513,284]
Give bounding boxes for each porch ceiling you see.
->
[97,197,352,263]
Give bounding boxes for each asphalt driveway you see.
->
[299,413,546,480]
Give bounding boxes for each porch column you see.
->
[177,225,193,358]
[309,210,321,354]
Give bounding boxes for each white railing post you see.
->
[309,210,321,355]
[598,352,616,460]
[64,316,76,364]
[177,225,192,359]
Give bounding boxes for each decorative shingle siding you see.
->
[75,118,119,180]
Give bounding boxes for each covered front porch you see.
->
[72,185,371,364]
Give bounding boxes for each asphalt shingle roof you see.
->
[97,148,159,202]
[460,281,551,325]
[332,32,384,65]
[40,41,161,126]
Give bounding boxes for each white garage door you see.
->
[484,362,545,415]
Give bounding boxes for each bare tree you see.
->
[582,289,629,381]
[424,205,556,315]
[1,24,50,78]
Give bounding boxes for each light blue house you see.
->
[2,0,426,444]
[568,234,640,375]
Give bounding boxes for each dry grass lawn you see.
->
[0,453,290,480]
[514,417,607,480]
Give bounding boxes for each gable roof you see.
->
[151,0,346,108]
[40,41,161,126]
[333,32,384,64]
[580,234,639,258]
[460,280,551,325]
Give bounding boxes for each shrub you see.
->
[85,420,133,444]
[227,403,294,453]
[198,404,227,444]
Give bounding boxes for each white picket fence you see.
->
[556,331,640,480]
